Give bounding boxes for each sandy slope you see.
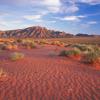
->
[0,45,100,100]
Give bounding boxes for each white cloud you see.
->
[63,16,79,21]
[87,21,97,24]
[58,15,86,21]
[47,6,60,13]
[43,0,61,13]
[61,5,79,13]
[43,0,61,6]
[77,15,86,18]
[0,0,87,14]
[34,19,56,23]
[23,15,42,20]
[31,0,79,14]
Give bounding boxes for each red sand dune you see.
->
[0,45,100,100]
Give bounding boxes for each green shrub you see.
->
[10,52,25,61]
[59,48,81,57]
[72,44,92,52]
[83,51,100,64]
[59,50,68,56]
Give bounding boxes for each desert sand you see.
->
[0,45,100,100]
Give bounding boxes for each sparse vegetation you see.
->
[17,39,23,43]
[12,44,18,50]
[59,50,69,56]
[59,48,81,57]
[22,39,36,49]
[83,51,100,64]
[0,68,6,77]
[0,43,18,50]
[10,52,25,61]
[39,39,49,45]
[0,38,100,70]
[51,41,64,46]
[72,44,93,52]
[59,43,100,67]
[47,37,100,44]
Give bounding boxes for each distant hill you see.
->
[0,26,73,38]
[76,33,95,37]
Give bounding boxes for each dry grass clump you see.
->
[10,52,25,61]
[11,44,18,50]
[59,44,100,69]
[59,48,81,57]
[71,44,100,67]
[64,44,71,47]
[16,39,23,43]
[51,41,64,46]
[22,39,36,49]
[92,45,100,52]
[0,43,18,50]
[39,39,49,45]
[0,68,6,77]
[24,42,36,49]
[0,43,11,50]
[83,51,100,64]
[72,44,93,52]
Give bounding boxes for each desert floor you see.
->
[0,45,100,100]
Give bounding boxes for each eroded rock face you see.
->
[0,26,73,38]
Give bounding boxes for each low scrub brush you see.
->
[59,48,81,57]
[83,51,100,64]
[0,68,6,77]
[10,52,25,61]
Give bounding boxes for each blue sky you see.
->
[0,0,100,34]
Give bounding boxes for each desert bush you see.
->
[12,44,18,50]
[0,43,18,50]
[51,41,64,46]
[5,44,13,50]
[0,43,12,50]
[64,44,71,47]
[72,44,92,52]
[22,39,36,49]
[10,52,25,61]
[92,45,100,52]
[0,43,6,50]
[21,39,34,44]
[59,50,69,56]
[59,48,81,57]
[30,42,36,48]
[17,39,23,43]
[83,51,100,64]
[0,68,6,77]
[28,43,36,49]
[39,39,49,45]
